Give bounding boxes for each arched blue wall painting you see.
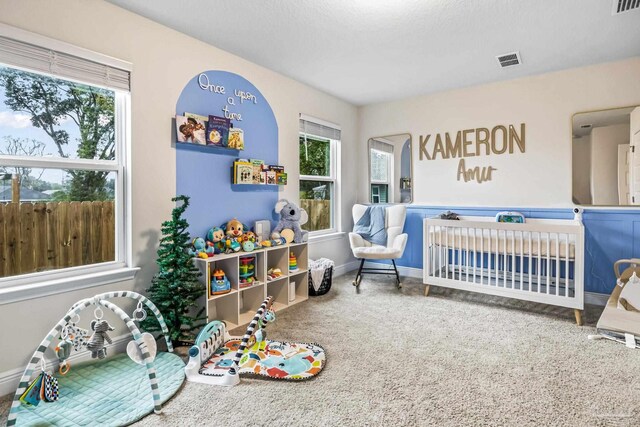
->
[176,70,279,237]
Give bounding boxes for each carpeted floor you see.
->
[3,274,640,426]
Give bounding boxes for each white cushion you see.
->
[352,245,403,259]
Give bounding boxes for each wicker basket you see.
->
[308,265,333,296]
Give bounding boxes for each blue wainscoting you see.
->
[390,206,640,295]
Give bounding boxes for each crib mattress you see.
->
[428,229,575,259]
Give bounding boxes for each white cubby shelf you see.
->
[194,242,308,329]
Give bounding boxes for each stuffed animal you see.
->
[206,227,225,254]
[239,231,257,252]
[272,199,309,244]
[86,320,115,359]
[188,237,214,258]
[222,219,244,253]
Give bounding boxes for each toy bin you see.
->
[308,258,334,296]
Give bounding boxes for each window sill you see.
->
[308,231,346,244]
[0,266,140,306]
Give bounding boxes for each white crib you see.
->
[423,215,585,324]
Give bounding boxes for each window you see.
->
[0,25,131,287]
[370,149,391,203]
[299,115,340,234]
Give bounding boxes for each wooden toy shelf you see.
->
[193,242,308,329]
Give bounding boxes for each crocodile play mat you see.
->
[200,339,325,380]
[12,352,185,426]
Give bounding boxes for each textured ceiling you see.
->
[106,0,640,105]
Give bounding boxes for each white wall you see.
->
[590,123,630,205]
[0,0,357,385]
[572,135,592,204]
[359,57,640,207]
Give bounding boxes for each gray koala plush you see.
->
[272,199,309,244]
[87,320,115,359]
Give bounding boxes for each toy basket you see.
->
[309,264,333,296]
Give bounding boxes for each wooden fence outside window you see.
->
[0,201,115,278]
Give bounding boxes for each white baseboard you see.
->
[333,260,360,277]
[363,262,609,307]
[584,291,609,306]
[0,333,131,397]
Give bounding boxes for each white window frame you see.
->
[370,149,392,203]
[299,133,340,236]
[0,25,136,305]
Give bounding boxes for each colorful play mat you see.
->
[200,339,325,380]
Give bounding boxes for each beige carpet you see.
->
[3,274,640,426]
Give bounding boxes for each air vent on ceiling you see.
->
[612,0,640,15]
[496,51,521,68]
[581,124,592,129]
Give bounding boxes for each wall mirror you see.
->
[368,133,412,204]
[572,106,640,206]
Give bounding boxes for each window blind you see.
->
[299,115,341,141]
[0,35,130,91]
[369,139,394,154]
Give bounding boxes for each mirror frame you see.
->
[571,105,638,207]
[367,133,413,204]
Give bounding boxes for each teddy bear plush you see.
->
[272,199,309,244]
[86,320,115,359]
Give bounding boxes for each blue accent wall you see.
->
[390,206,640,295]
[175,70,279,237]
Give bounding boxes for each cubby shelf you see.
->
[194,242,308,328]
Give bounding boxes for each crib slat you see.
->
[434,226,442,276]
[503,230,507,288]
[480,228,484,285]
[472,228,477,284]
[457,227,462,281]
[466,228,470,283]
[511,231,515,290]
[546,233,551,295]
[537,232,542,293]
[565,233,569,298]
[519,231,524,291]
[528,232,532,292]
[555,233,560,296]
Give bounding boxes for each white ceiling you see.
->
[572,106,635,137]
[106,0,640,105]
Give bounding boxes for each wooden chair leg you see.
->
[424,285,430,297]
[574,309,584,326]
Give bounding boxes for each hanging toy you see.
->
[86,307,115,360]
[55,329,73,375]
[255,309,276,343]
[126,302,158,365]
[63,314,91,352]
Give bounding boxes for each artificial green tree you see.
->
[142,195,205,344]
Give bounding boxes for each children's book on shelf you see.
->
[268,165,285,174]
[234,159,254,184]
[250,159,265,184]
[266,170,277,185]
[176,115,206,145]
[185,112,209,123]
[259,171,267,184]
[206,115,231,147]
[276,172,287,185]
[228,128,245,150]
